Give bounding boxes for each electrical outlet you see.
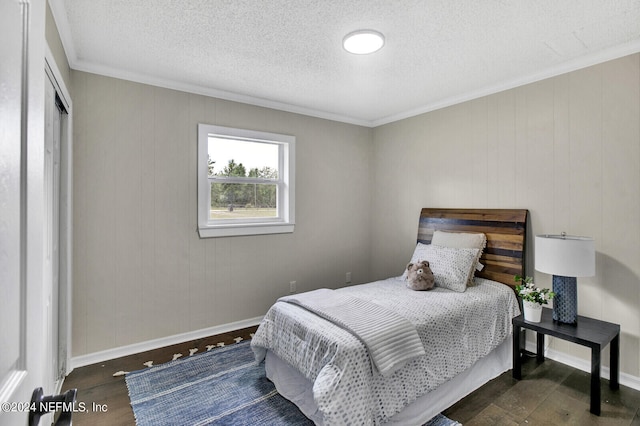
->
[289,281,297,293]
[345,272,352,283]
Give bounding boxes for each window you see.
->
[198,124,295,237]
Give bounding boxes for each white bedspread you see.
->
[251,277,520,425]
[278,288,426,377]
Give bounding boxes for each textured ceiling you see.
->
[51,0,640,127]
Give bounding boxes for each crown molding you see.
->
[49,0,640,129]
[70,58,375,127]
[372,39,640,127]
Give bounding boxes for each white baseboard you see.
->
[70,320,640,394]
[524,340,640,392]
[70,316,263,370]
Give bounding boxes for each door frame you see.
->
[45,45,73,385]
[0,1,51,423]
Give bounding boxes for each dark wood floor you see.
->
[444,351,640,426]
[62,330,640,425]
[60,326,259,425]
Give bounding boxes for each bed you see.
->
[251,208,528,425]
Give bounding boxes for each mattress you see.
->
[251,277,520,425]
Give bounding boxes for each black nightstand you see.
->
[512,307,620,416]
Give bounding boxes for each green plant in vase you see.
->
[514,275,555,322]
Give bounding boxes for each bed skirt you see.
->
[265,334,513,425]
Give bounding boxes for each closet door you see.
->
[45,74,66,389]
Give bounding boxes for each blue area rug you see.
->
[126,340,459,425]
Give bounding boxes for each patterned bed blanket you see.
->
[251,277,520,425]
[278,288,426,377]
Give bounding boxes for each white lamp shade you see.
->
[535,234,595,277]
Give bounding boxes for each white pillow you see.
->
[431,231,486,286]
[403,243,479,292]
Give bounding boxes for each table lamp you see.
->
[534,233,595,324]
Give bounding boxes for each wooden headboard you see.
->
[417,208,528,288]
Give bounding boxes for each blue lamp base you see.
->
[552,275,578,324]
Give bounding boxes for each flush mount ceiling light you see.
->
[342,30,385,54]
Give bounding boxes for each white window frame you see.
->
[198,124,295,238]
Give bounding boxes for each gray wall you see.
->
[372,54,640,378]
[69,50,640,381]
[71,71,373,355]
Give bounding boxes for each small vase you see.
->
[523,300,543,323]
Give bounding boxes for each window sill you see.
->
[198,222,294,238]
